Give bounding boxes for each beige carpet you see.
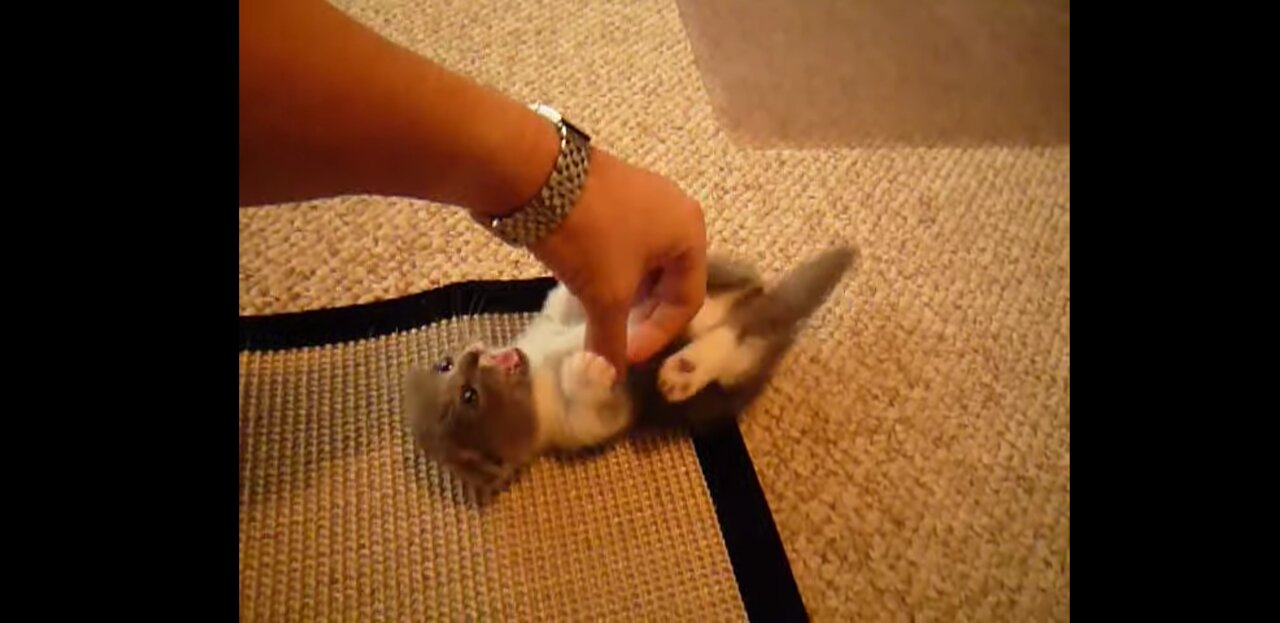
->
[675,0,1069,146]
[240,0,1070,620]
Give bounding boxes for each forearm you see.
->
[238,0,556,215]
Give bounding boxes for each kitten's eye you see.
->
[436,357,454,373]
[460,386,478,405]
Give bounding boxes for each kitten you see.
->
[404,245,858,490]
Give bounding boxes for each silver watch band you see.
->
[486,103,592,247]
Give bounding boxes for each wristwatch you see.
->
[485,102,592,247]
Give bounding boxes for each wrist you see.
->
[463,99,561,219]
[469,102,596,250]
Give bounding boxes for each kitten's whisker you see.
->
[449,289,462,318]
[467,290,489,317]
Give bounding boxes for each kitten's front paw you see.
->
[658,354,699,402]
[564,351,617,393]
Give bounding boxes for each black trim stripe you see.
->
[694,427,808,622]
[239,278,558,351]
[238,279,808,621]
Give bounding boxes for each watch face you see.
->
[530,102,562,125]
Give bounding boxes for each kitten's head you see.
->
[404,342,540,489]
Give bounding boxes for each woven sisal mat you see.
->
[239,280,804,621]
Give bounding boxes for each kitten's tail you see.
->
[759,245,859,330]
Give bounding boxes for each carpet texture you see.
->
[674,0,1070,146]
[239,0,1070,620]
[239,316,746,621]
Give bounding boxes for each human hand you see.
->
[529,149,707,376]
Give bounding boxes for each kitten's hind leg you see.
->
[706,255,763,293]
[658,326,769,402]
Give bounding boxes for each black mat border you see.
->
[239,278,807,622]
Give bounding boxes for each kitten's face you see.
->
[404,343,540,488]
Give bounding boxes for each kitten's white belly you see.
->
[515,318,586,369]
[514,284,748,451]
[516,319,592,451]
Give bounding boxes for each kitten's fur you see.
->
[404,245,857,489]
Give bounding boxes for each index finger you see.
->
[584,298,630,381]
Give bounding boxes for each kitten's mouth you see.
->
[481,348,527,377]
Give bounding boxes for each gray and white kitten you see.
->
[404,246,857,490]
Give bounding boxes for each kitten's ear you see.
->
[455,332,486,352]
[404,368,438,420]
[405,367,432,397]
[450,449,510,489]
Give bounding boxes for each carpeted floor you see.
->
[239,0,1069,620]
[675,0,1069,146]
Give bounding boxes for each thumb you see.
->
[626,302,699,363]
[626,253,706,363]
